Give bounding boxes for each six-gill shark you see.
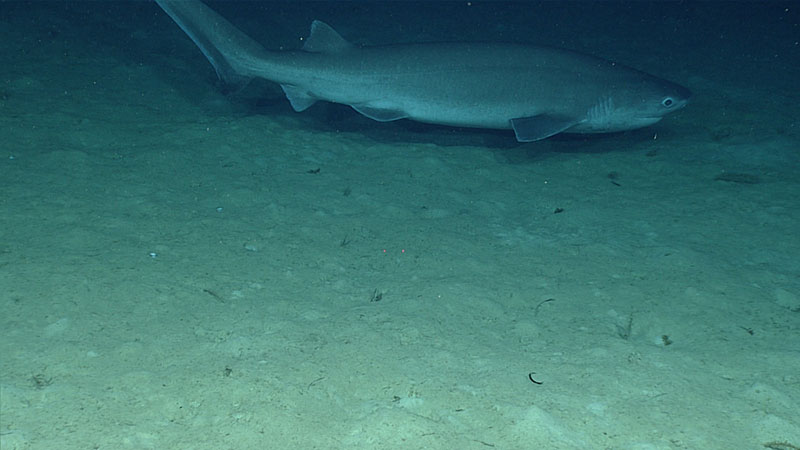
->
[154,0,691,142]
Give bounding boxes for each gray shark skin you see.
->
[154,0,691,142]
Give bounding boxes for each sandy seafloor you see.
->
[1,2,798,449]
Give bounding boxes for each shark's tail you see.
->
[155,0,269,85]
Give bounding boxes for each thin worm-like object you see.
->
[528,372,543,385]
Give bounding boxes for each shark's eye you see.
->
[662,97,675,108]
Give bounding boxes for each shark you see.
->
[154,0,691,142]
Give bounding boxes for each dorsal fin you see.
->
[302,20,353,53]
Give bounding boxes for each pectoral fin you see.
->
[510,115,580,142]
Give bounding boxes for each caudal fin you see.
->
[155,0,269,85]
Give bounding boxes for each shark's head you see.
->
[580,77,692,133]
